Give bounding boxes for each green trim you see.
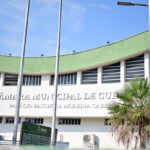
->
[0,31,148,74]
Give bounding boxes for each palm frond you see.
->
[108,77,150,149]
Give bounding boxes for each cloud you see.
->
[25,36,57,56]
[0,0,87,56]
[99,4,111,10]
[0,0,25,35]
[0,35,22,56]
[90,3,97,8]
[28,0,86,32]
[0,0,26,55]
[62,0,86,32]
[0,0,25,19]
[89,2,111,10]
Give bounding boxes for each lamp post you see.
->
[12,0,30,145]
[117,1,150,80]
[50,0,63,146]
[117,2,148,7]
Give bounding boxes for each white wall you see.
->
[0,83,122,117]
[0,117,125,149]
[0,52,149,149]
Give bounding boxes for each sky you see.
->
[0,0,148,57]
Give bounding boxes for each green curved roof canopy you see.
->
[0,31,149,74]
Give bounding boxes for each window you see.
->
[4,74,18,86]
[51,73,77,85]
[125,54,144,81]
[104,119,111,125]
[0,117,2,123]
[6,117,14,124]
[5,117,21,124]
[58,118,81,125]
[102,63,120,83]
[23,75,41,86]
[82,69,97,84]
[25,118,43,124]
[4,74,41,86]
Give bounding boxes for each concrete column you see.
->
[98,67,102,84]
[41,75,50,86]
[0,73,4,86]
[77,72,81,85]
[120,61,125,84]
[2,117,6,124]
[144,52,150,80]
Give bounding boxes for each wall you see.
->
[0,117,125,149]
[0,52,149,149]
[0,84,122,117]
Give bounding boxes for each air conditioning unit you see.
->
[83,134,96,145]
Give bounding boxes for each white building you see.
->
[0,31,149,149]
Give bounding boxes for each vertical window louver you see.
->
[82,69,97,84]
[23,75,41,85]
[58,118,81,125]
[4,74,18,86]
[4,74,41,86]
[125,54,144,81]
[25,118,43,124]
[0,117,2,123]
[51,73,77,85]
[102,63,120,83]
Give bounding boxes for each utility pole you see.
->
[12,0,30,145]
[51,0,63,146]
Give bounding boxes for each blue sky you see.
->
[0,0,148,57]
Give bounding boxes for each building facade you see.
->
[0,31,149,149]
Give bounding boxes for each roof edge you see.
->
[0,30,148,58]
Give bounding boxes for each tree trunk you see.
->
[139,125,146,148]
[140,135,146,148]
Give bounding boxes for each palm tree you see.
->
[108,77,150,149]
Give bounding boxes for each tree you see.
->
[108,78,150,149]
